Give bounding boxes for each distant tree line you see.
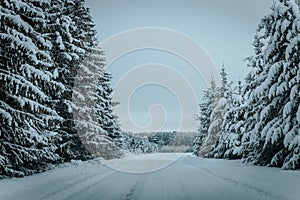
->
[124,131,197,153]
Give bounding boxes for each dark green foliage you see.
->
[0,0,122,178]
[208,0,300,170]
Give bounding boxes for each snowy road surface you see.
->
[0,153,299,200]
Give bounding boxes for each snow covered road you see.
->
[0,153,299,200]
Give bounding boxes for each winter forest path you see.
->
[0,153,299,200]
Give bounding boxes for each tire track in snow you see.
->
[124,177,142,200]
[185,158,286,200]
[42,169,115,200]
[66,172,142,200]
[40,171,104,199]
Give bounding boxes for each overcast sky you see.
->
[86,0,273,133]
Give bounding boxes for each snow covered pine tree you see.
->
[0,0,124,177]
[213,81,245,159]
[73,49,123,159]
[192,90,211,156]
[0,0,63,177]
[194,67,228,157]
[241,0,300,169]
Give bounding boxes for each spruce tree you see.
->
[0,0,125,177]
[213,81,245,159]
[242,0,300,169]
[96,72,123,140]
[0,0,63,177]
[193,90,211,156]
[72,48,123,159]
[45,0,91,161]
[197,73,227,157]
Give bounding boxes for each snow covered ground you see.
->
[0,153,299,200]
[105,152,183,173]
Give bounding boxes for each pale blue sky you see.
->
[86,0,273,133]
